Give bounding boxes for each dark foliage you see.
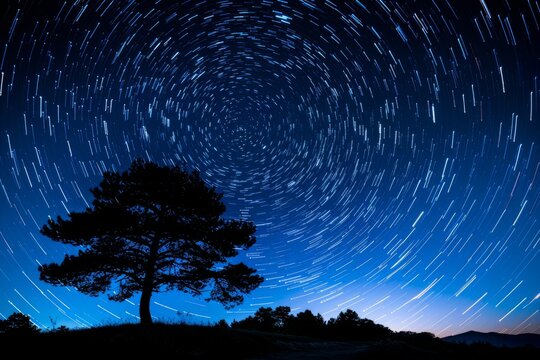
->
[394,331,438,346]
[326,309,393,340]
[232,306,292,332]
[286,309,325,337]
[215,319,229,328]
[0,313,40,334]
[52,325,70,333]
[38,159,263,324]
[232,306,392,341]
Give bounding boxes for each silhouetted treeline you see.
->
[226,306,540,357]
[1,310,539,359]
[228,306,396,341]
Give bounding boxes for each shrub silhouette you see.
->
[52,325,70,333]
[0,313,40,334]
[38,159,263,324]
[215,319,229,328]
[394,331,441,349]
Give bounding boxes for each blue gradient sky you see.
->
[0,0,539,336]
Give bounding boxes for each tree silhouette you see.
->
[334,309,362,326]
[327,309,392,340]
[0,313,40,334]
[273,306,291,329]
[287,309,325,337]
[232,306,291,331]
[38,159,263,324]
[252,307,276,331]
[214,319,229,328]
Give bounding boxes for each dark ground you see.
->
[1,323,539,359]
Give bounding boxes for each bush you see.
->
[215,319,229,328]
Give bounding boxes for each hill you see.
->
[0,323,367,359]
[1,323,539,359]
[443,331,540,348]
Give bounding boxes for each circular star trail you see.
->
[0,0,539,335]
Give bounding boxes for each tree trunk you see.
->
[139,285,153,325]
[140,266,156,325]
[140,237,159,325]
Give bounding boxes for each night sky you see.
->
[0,0,539,336]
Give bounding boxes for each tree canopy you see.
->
[0,313,40,334]
[39,159,263,324]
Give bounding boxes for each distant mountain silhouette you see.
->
[443,331,540,348]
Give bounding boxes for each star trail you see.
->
[0,0,539,336]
